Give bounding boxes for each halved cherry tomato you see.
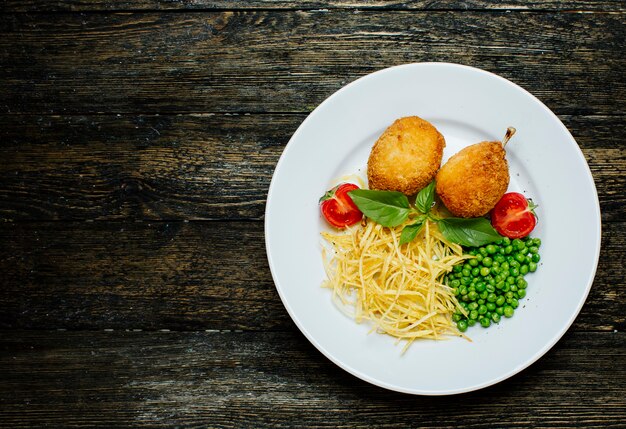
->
[490,192,538,239]
[319,183,363,228]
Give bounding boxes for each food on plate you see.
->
[446,236,541,332]
[322,218,470,351]
[490,192,538,239]
[436,128,516,218]
[319,121,541,345]
[367,116,445,195]
[319,183,363,228]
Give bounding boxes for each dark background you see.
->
[1,1,625,427]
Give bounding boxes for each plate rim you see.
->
[264,62,602,395]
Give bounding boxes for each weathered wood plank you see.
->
[1,114,623,221]
[0,330,624,428]
[0,221,623,331]
[3,0,625,12]
[0,11,624,115]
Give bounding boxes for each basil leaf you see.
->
[348,189,410,227]
[415,180,436,214]
[399,220,425,245]
[437,217,503,247]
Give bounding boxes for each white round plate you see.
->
[265,63,601,395]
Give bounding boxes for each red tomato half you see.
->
[490,192,538,239]
[319,183,363,228]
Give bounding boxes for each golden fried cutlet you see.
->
[436,141,509,218]
[367,116,445,195]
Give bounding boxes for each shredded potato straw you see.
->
[322,219,471,352]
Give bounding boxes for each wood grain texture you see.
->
[0,11,624,115]
[3,0,626,12]
[0,221,623,331]
[1,114,624,221]
[0,330,624,428]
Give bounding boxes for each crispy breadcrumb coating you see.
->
[367,116,445,195]
[436,141,509,218]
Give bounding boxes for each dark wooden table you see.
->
[1,1,625,427]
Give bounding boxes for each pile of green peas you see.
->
[446,236,541,332]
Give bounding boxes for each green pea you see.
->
[494,255,506,263]
[517,278,527,289]
[457,319,468,332]
[471,267,480,276]
[475,282,486,292]
[515,253,526,263]
[486,284,496,293]
[468,249,477,256]
[450,279,461,288]
[502,237,511,245]
[496,296,505,307]
[510,285,518,292]
[500,262,510,271]
[520,265,529,275]
[496,307,504,316]
[533,238,542,247]
[468,302,478,310]
[460,302,469,310]
[503,306,514,318]
[475,253,483,262]
[468,291,478,301]
[453,313,463,322]
[496,281,505,290]
[487,293,497,302]
[479,291,488,300]
[510,299,519,309]
[529,262,537,272]
[461,277,471,285]
[485,311,493,319]
[461,295,470,302]
[480,267,490,276]
[517,289,527,299]
[501,283,510,292]
[452,287,459,296]
[479,247,488,256]
[480,317,491,328]
[453,265,462,273]
[459,286,468,295]
[482,257,493,267]
[532,253,541,263]
[469,310,478,320]
[468,319,476,327]
[469,258,479,267]
[490,267,500,275]
[477,299,485,305]
[505,291,515,300]
[478,304,488,315]
[510,267,520,277]
[513,239,526,251]
[487,277,496,286]
[486,244,497,254]
[491,312,501,323]
[486,302,496,311]
[529,246,539,254]
[510,260,520,269]
[506,276,515,285]
[525,256,533,264]
[462,268,471,277]
[504,245,513,254]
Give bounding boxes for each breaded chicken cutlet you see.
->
[367,116,445,195]
[436,141,509,218]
